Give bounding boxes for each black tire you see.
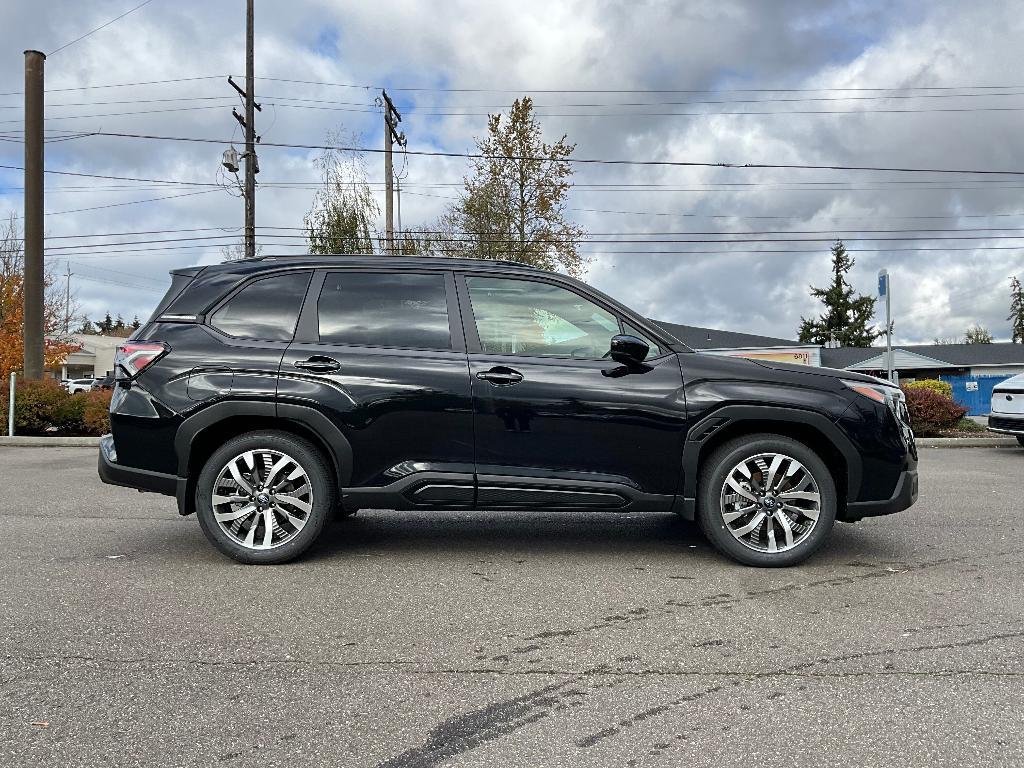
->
[1017,435,1024,448]
[697,434,837,567]
[195,430,336,564]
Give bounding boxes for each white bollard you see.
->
[7,371,14,437]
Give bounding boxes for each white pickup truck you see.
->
[989,373,1024,446]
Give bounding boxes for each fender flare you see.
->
[173,400,354,515]
[679,404,861,517]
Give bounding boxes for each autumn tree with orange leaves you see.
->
[0,214,79,380]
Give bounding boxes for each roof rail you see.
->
[234,253,542,269]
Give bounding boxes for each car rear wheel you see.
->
[698,434,837,567]
[196,431,335,564]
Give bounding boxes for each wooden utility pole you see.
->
[243,0,257,260]
[23,50,45,380]
[64,263,72,334]
[381,90,404,254]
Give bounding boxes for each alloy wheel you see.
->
[719,452,822,554]
[211,449,313,550]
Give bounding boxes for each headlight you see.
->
[841,379,896,404]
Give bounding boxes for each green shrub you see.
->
[0,379,72,435]
[951,417,986,433]
[0,380,111,435]
[901,385,967,436]
[79,390,112,435]
[903,379,953,399]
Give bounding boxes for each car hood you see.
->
[748,359,895,387]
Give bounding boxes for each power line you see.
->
[80,131,1024,175]
[48,0,160,56]
[0,75,224,97]
[250,76,1024,94]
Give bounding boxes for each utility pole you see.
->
[64,263,72,334]
[395,177,402,249]
[225,4,261,259]
[243,0,257,260]
[381,90,405,254]
[23,50,45,380]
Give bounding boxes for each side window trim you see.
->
[455,271,669,361]
[206,269,313,343]
[293,268,465,352]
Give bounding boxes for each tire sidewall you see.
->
[698,435,837,567]
[195,431,334,564]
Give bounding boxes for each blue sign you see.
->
[878,272,888,297]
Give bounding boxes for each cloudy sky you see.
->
[2,0,1024,343]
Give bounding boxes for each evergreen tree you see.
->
[97,312,114,334]
[75,317,94,334]
[798,241,884,348]
[131,315,141,331]
[1009,275,1024,344]
[113,314,126,332]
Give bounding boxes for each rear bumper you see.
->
[843,468,919,520]
[988,414,1024,435]
[97,434,177,496]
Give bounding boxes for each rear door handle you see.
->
[476,367,524,385]
[294,356,341,373]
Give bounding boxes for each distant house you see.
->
[45,334,122,380]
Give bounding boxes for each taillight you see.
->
[115,342,169,378]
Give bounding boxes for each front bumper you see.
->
[843,468,919,520]
[988,414,1024,435]
[97,434,177,496]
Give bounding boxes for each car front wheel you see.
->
[698,434,837,567]
[195,431,336,564]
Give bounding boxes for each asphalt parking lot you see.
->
[1,446,1022,767]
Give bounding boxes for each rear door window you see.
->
[317,272,451,349]
[210,271,312,341]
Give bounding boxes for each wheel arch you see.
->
[679,405,860,520]
[173,401,353,516]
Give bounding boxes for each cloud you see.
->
[1,0,1022,341]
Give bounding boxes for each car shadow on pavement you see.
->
[304,509,707,560]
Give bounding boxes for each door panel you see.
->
[278,269,474,498]
[459,273,687,500]
[469,353,686,495]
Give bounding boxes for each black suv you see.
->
[98,255,918,566]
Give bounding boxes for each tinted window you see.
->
[466,277,620,358]
[318,272,450,349]
[210,271,311,341]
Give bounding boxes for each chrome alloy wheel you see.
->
[719,452,822,554]
[211,449,313,550]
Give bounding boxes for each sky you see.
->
[2,0,1024,344]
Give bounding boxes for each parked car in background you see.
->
[98,255,918,568]
[988,373,1024,446]
[63,378,96,394]
[92,375,115,391]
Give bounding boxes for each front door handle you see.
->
[476,367,524,385]
[294,356,341,374]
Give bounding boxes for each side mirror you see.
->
[609,334,649,366]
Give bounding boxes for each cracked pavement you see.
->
[1,446,1023,767]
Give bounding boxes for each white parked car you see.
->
[989,373,1024,447]
[64,378,96,394]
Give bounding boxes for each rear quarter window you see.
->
[210,271,312,341]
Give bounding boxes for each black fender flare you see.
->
[173,400,354,515]
[678,404,862,517]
